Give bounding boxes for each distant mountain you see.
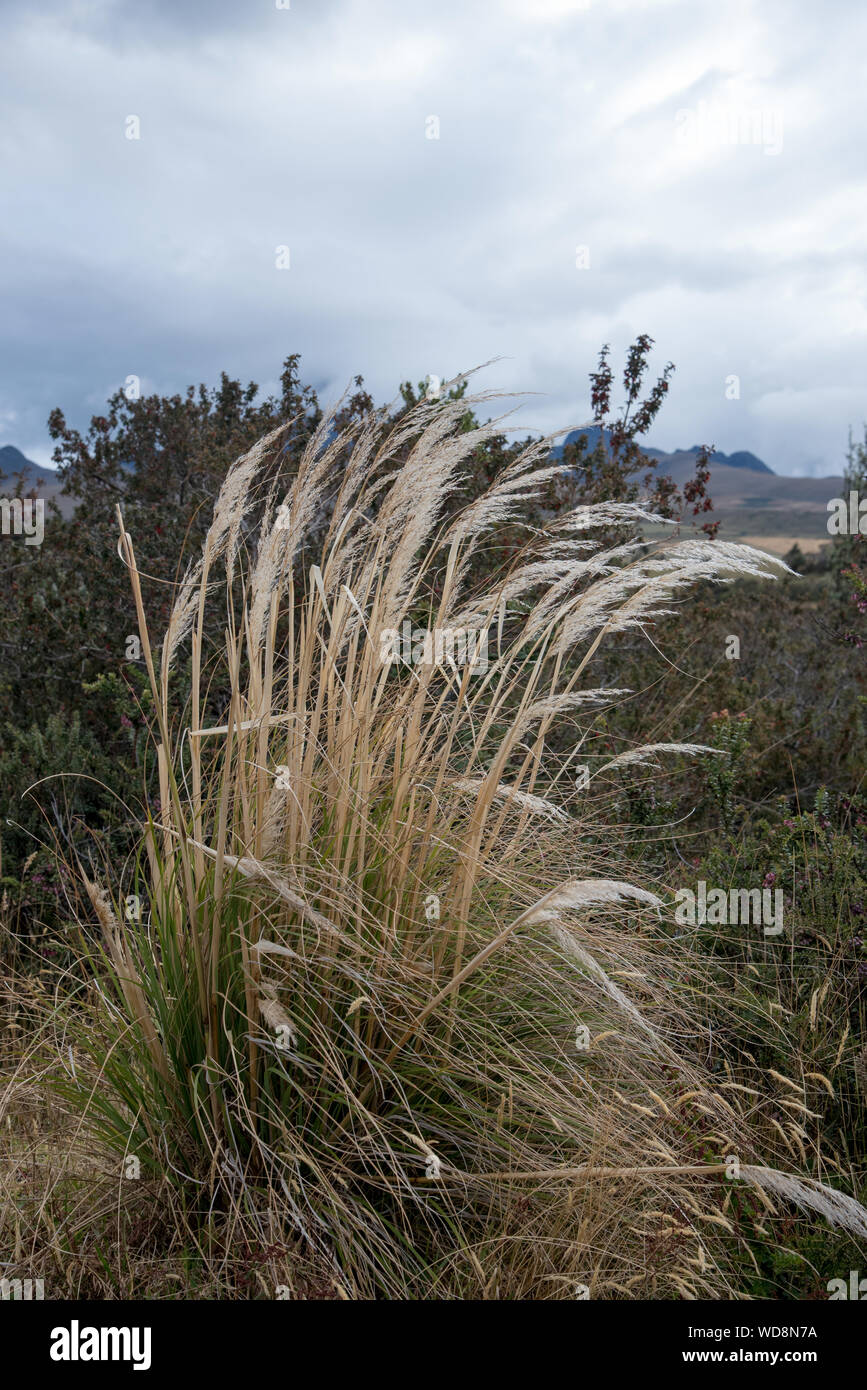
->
[0,445,138,483]
[644,444,772,475]
[721,450,772,474]
[554,428,773,475]
[0,434,841,548]
[0,444,58,485]
[0,445,76,518]
[551,427,841,547]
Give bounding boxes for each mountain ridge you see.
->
[0,444,57,484]
[554,426,773,475]
[0,438,843,543]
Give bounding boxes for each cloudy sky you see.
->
[2,0,865,476]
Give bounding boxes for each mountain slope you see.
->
[0,445,58,484]
[0,445,75,517]
[552,429,839,542]
[554,427,772,474]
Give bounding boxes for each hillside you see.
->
[556,429,839,552]
[650,450,840,548]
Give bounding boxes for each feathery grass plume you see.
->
[558,500,679,532]
[451,777,570,823]
[42,380,867,1298]
[160,419,291,681]
[509,689,632,741]
[597,742,722,774]
[741,1167,867,1241]
[257,981,298,1046]
[521,878,663,922]
[439,425,581,550]
[527,880,667,1047]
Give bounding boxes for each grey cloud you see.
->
[1,0,865,477]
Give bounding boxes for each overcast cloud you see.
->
[1,0,865,475]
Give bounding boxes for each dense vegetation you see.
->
[2,342,867,1299]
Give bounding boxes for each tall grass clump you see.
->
[51,381,867,1297]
